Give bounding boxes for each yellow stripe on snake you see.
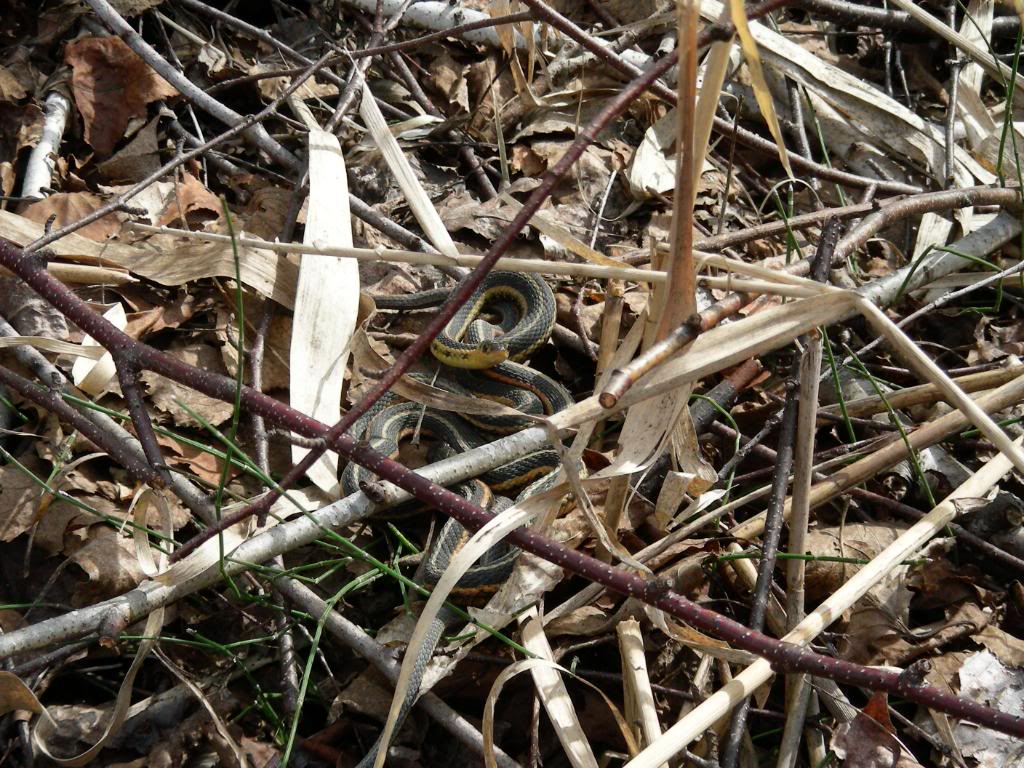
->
[343,271,573,766]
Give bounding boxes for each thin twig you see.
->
[25,47,336,252]
[721,364,800,768]
[167,0,787,549]
[1,239,1020,737]
[83,0,296,169]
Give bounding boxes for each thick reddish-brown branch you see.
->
[1,240,1022,738]
[4,0,1019,738]
[204,0,795,533]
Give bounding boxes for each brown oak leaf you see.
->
[64,36,178,155]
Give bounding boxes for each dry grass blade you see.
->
[71,302,126,396]
[726,0,793,178]
[289,127,358,493]
[359,83,460,258]
[481,651,640,768]
[623,439,1022,767]
[519,609,600,768]
[370,495,553,768]
[612,0,704,523]
[618,618,667,767]
[21,490,173,765]
[0,337,106,359]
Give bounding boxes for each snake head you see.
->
[431,338,509,368]
[471,337,510,366]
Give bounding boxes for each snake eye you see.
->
[478,339,507,354]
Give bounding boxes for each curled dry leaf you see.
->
[69,526,147,605]
[0,460,42,543]
[19,191,123,242]
[831,692,924,768]
[156,172,222,227]
[64,36,178,156]
[140,342,237,428]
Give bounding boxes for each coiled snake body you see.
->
[344,271,572,765]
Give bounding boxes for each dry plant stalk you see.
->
[624,439,1022,767]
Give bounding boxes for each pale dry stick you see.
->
[121,223,812,298]
[854,258,1024,363]
[618,619,668,768]
[834,185,1023,263]
[623,439,1023,768]
[123,223,663,282]
[274,579,522,768]
[731,369,1024,543]
[83,0,296,170]
[819,361,1024,421]
[590,280,625,447]
[659,0,700,336]
[21,92,71,200]
[24,48,335,253]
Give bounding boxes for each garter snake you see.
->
[348,271,571,766]
[373,270,558,368]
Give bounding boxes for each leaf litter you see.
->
[0,0,1023,766]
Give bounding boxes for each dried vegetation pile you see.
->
[1,0,1024,766]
